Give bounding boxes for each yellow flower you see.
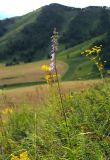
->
[85,49,90,52]
[85,54,89,56]
[1,108,13,114]
[81,52,84,55]
[20,151,30,160]
[91,57,96,61]
[11,151,31,160]
[96,49,101,53]
[88,50,93,55]
[92,47,96,50]
[45,75,52,80]
[98,63,103,71]
[41,65,50,72]
[11,155,20,160]
[53,74,60,78]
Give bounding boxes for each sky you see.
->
[0,0,110,19]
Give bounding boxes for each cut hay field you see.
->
[0,60,68,88]
[0,35,106,90]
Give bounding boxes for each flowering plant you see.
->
[41,28,59,86]
[11,151,31,160]
[81,45,106,81]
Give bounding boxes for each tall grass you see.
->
[0,30,110,160]
[0,84,110,159]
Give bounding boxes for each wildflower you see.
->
[1,108,13,114]
[81,45,106,81]
[96,48,101,54]
[20,151,30,160]
[41,65,50,72]
[11,151,31,160]
[41,28,59,86]
[11,155,20,160]
[98,63,103,71]
[50,28,58,71]
[91,57,96,61]
[50,62,54,71]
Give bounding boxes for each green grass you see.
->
[62,57,86,80]
[58,34,105,59]
[58,34,105,81]
[0,60,68,89]
[0,34,106,89]
[1,82,110,159]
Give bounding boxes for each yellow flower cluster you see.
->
[41,65,50,72]
[81,45,102,56]
[45,74,60,81]
[1,108,13,114]
[11,151,31,160]
[41,64,53,86]
[81,45,105,71]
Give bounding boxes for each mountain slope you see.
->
[58,34,105,80]
[0,34,105,89]
[0,4,110,67]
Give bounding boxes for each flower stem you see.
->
[54,62,71,148]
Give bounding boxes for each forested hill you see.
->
[0,3,110,67]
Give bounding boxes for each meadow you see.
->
[0,29,110,160]
[0,60,68,88]
[0,79,110,160]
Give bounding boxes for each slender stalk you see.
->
[54,60,71,148]
[100,71,104,84]
[34,112,37,159]
[0,114,5,159]
[0,114,10,159]
[50,28,71,147]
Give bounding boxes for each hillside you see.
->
[1,4,110,159]
[0,4,110,67]
[0,33,106,89]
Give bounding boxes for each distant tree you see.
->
[95,8,110,35]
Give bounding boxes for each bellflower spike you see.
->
[50,62,54,71]
[51,54,54,61]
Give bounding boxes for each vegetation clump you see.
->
[0,27,110,160]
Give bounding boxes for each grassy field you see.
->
[0,5,110,159]
[58,34,105,81]
[0,44,110,159]
[0,79,102,109]
[0,60,68,88]
[0,79,110,159]
[0,31,109,159]
[0,34,106,90]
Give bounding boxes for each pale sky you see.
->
[0,0,110,19]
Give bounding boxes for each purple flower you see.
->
[51,53,54,62]
[50,62,54,71]
[49,28,58,71]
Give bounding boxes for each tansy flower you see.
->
[41,65,51,72]
[81,45,105,72]
[11,154,20,160]
[1,108,13,114]
[20,151,30,160]
[11,151,31,160]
